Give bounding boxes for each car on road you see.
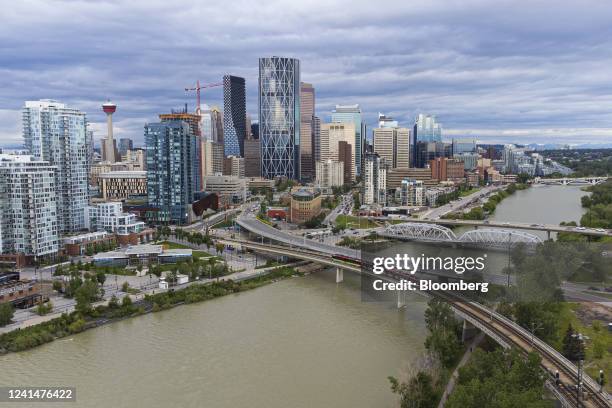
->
[595,228,606,232]
[575,227,586,230]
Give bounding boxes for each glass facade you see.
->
[22,100,90,233]
[145,121,199,225]
[332,104,365,176]
[223,75,247,157]
[259,56,300,180]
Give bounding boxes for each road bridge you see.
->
[534,176,608,185]
[375,218,611,239]
[217,236,610,407]
[380,222,544,248]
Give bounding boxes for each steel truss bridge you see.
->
[215,237,609,408]
[380,222,543,248]
[534,176,608,185]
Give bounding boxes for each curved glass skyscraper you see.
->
[259,56,300,180]
[223,75,246,157]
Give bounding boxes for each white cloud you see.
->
[1,0,612,146]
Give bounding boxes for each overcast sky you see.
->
[2,0,612,147]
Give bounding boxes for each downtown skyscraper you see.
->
[259,56,300,180]
[299,82,315,181]
[223,75,247,157]
[331,104,366,176]
[22,99,91,233]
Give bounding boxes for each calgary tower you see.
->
[101,100,119,162]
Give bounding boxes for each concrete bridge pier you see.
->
[397,290,406,309]
[461,319,480,343]
[335,268,344,283]
[547,230,551,240]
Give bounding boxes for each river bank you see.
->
[0,266,300,355]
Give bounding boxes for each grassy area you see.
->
[554,303,611,390]
[158,241,191,249]
[211,216,236,229]
[459,186,481,197]
[335,214,378,229]
[193,250,215,257]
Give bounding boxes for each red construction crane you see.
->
[184,80,223,115]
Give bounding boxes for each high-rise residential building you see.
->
[223,75,247,157]
[0,154,59,259]
[299,82,315,181]
[259,56,300,180]
[119,138,133,157]
[85,202,145,235]
[98,171,147,200]
[362,153,387,205]
[332,104,366,177]
[244,138,261,177]
[201,104,224,143]
[23,99,90,233]
[373,127,411,168]
[223,155,245,178]
[159,109,201,137]
[315,159,344,188]
[101,101,119,163]
[145,120,199,225]
[319,123,356,181]
[400,179,425,206]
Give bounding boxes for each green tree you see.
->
[96,271,106,286]
[389,372,437,408]
[74,279,100,315]
[561,324,585,362]
[0,303,14,326]
[215,243,225,256]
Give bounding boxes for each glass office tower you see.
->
[223,75,247,157]
[259,56,300,180]
[332,104,366,176]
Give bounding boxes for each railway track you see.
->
[222,239,610,407]
[436,291,610,407]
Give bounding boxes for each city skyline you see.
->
[2,1,612,147]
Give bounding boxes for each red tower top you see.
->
[102,101,117,114]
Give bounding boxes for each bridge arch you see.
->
[381,222,457,242]
[458,228,542,248]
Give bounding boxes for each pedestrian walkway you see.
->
[437,332,485,408]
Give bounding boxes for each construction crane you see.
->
[184,80,223,115]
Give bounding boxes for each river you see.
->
[0,185,588,408]
[0,271,428,408]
